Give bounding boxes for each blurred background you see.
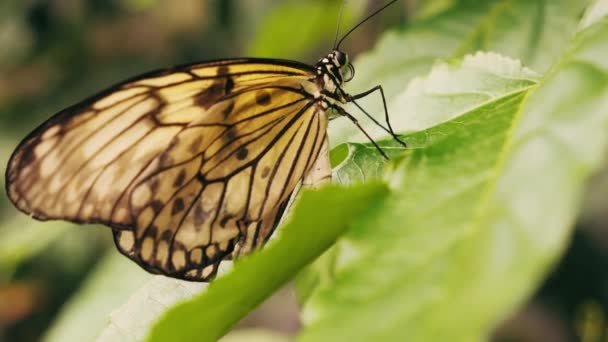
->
[0,1,607,341]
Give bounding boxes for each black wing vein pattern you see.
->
[5,59,328,281]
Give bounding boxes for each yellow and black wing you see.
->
[5,59,329,281]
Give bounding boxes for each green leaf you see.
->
[298,10,608,342]
[145,183,388,342]
[330,51,539,186]
[330,0,589,146]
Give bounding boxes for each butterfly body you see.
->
[6,50,353,281]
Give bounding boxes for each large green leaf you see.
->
[298,8,608,342]
[144,184,388,342]
[330,0,589,146]
[297,51,538,312]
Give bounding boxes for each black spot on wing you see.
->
[236,146,248,160]
[150,200,164,214]
[171,197,185,215]
[225,77,234,94]
[150,178,160,192]
[194,68,234,110]
[144,225,158,238]
[173,169,186,188]
[159,140,177,166]
[188,136,203,154]
[195,83,225,109]
[261,166,270,179]
[224,126,237,142]
[255,90,271,105]
[222,100,235,119]
[160,229,173,241]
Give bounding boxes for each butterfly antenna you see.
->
[333,1,346,49]
[336,0,398,50]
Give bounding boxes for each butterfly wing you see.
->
[5,59,329,281]
[115,90,328,280]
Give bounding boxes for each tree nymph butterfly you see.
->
[5,0,404,281]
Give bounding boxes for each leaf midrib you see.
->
[357,86,538,299]
[467,82,536,240]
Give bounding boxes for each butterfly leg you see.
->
[347,85,407,147]
[331,104,389,160]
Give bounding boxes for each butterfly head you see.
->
[316,50,355,90]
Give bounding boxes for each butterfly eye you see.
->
[334,50,348,66]
[343,63,355,82]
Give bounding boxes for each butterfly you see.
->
[4,1,403,281]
